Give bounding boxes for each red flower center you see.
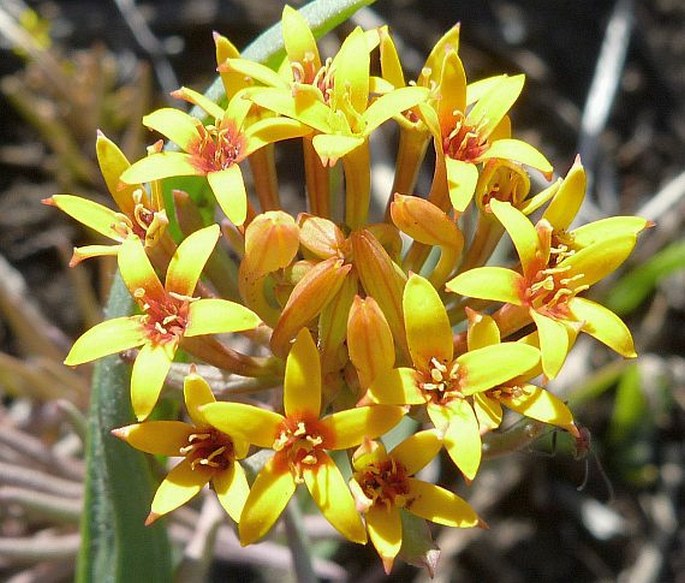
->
[418,357,463,405]
[443,112,489,163]
[273,415,330,481]
[180,428,236,473]
[355,457,411,509]
[139,292,190,345]
[191,121,246,173]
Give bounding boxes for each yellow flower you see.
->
[349,430,480,573]
[44,132,169,265]
[64,224,261,420]
[447,198,644,378]
[363,274,540,480]
[200,328,407,545]
[112,371,250,524]
[120,89,310,226]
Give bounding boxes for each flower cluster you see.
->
[52,6,648,573]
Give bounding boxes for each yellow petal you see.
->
[473,393,503,431]
[432,400,481,480]
[466,309,501,350]
[186,299,261,337]
[282,5,321,73]
[363,86,428,134]
[347,295,396,388]
[121,151,202,184]
[220,58,289,90]
[304,453,367,544]
[332,27,369,115]
[250,87,331,133]
[466,75,506,105]
[182,373,216,426]
[562,235,637,287]
[213,462,249,523]
[466,74,524,139]
[425,23,461,82]
[95,132,137,215]
[312,134,365,167]
[239,454,296,545]
[445,157,479,212]
[446,267,524,305]
[390,429,442,476]
[131,342,174,421]
[149,458,209,522]
[531,310,569,379]
[378,25,405,87]
[246,117,312,155]
[403,273,453,369]
[284,328,321,418]
[142,108,201,151]
[436,51,466,132]
[568,297,636,357]
[406,478,479,527]
[64,316,145,365]
[118,235,165,301]
[322,405,405,450]
[165,224,219,296]
[489,199,539,278]
[207,166,248,226]
[366,504,402,573]
[366,367,426,405]
[482,138,553,177]
[112,421,191,456]
[542,157,585,231]
[200,402,283,448]
[500,384,576,433]
[457,343,540,395]
[48,195,127,241]
[570,216,649,248]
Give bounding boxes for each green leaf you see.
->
[605,239,685,315]
[608,362,647,445]
[76,273,172,582]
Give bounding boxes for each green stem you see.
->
[284,500,317,583]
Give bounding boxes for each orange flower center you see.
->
[418,357,463,405]
[191,121,246,173]
[179,428,236,473]
[355,457,411,509]
[293,56,335,103]
[526,259,588,317]
[137,290,191,345]
[273,416,330,482]
[443,112,489,163]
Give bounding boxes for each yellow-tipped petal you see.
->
[186,299,261,337]
[483,139,553,177]
[112,421,191,456]
[363,86,428,134]
[70,244,121,266]
[406,479,479,527]
[432,400,481,480]
[366,367,426,405]
[466,74,524,139]
[473,393,503,431]
[131,342,174,421]
[213,462,249,523]
[207,166,248,226]
[390,429,442,476]
[220,58,289,90]
[425,23,461,81]
[172,86,226,121]
[333,27,369,115]
[500,384,576,433]
[562,235,637,288]
[466,309,501,350]
[118,236,165,301]
[445,157,479,212]
[284,328,321,418]
[244,211,300,277]
[183,373,216,427]
[121,152,203,184]
[200,402,282,448]
[366,504,402,573]
[64,316,145,365]
[245,117,312,154]
[165,224,219,296]
[322,405,405,450]
[531,310,569,379]
[305,453,367,544]
[239,455,297,545]
[568,297,637,357]
[48,195,127,241]
[379,25,405,87]
[347,296,396,388]
[457,343,541,395]
[570,216,649,248]
[489,199,539,278]
[150,459,210,521]
[542,157,585,231]
[466,74,506,105]
[282,5,321,74]
[95,132,137,215]
[214,31,246,98]
[250,87,331,133]
[446,266,524,305]
[142,108,200,151]
[403,274,453,369]
[312,134,365,167]
[436,51,467,132]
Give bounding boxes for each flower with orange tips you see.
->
[64,224,261,420]
[363,273,540,480]
[350,430,481,573]
[200,328,407,545]
[112,370,250,524]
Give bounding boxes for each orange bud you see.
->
[298,213,347,259]
[270,257,352,357]
[347,295,395,388]
[244,211,300,277]
[391,194,463,249]
[319,274,358,374]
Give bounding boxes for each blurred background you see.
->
[0,0,683,581]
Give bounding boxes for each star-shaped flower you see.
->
[201,328,407,545]
[112,370,250,524]
[64,224,261,420]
